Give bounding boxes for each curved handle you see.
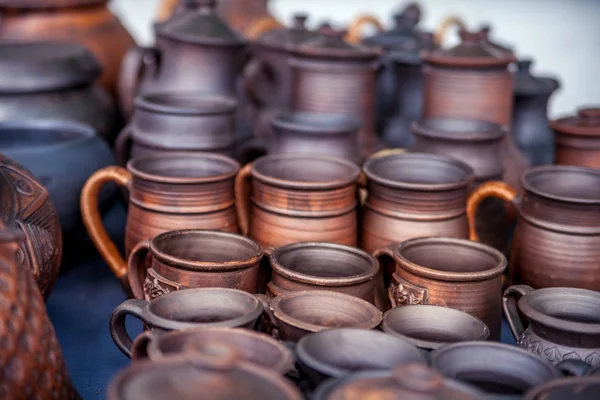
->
[372,244,396,311]
[434,15,467,45]
[467,181,517,242]
[127,239,152,300]
[246,16,283,39]
[556,359,592,377]
[502,284,534,340]
[131,330,162,361]
[256,293,278,335]
[234,163,253,236]
[155,0,179,22]
[117,46,158,118]
[243,58,269,108]
[357,171,368,207]
[115,124,133,167]
[81,167,132,284]
[109,298,148,358]
[345,14,384,44]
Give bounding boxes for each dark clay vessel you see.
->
[0,154,62,298]
[81,153,240,288]
[552,107,600,168]
[0,41,120,142]
[524,376,600,400]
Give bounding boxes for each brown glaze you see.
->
[235,155,361,250]
[80,153,240,288]
[0,0,135,97]
[0,154,62,298]
[374,237,506,339]
[0,223,79,399]
[467,166,600,290]
[552,107,600,168]
[504,285,600,366]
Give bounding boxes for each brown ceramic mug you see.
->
[374,237,506,339]
[235,154,361,250]
[81,153,240,289]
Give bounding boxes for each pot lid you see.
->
[524,377,600,400]
[551,107,600,136]
[421,27,516,67]
[155,0,245,47]
[515,59,560,96]
[293,24,380,61]
[255,14,320,51]
[0,41,101,94]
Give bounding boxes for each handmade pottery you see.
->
[374,237,506,339]
[295,328,426,389]
[0,154,62,298]
[467,166,600,290]
[552,108,600,168]
[504,285,600,366]
[0,41,120,142]
[235,155,361,250]
[110,288,264,357]
[80,153,240,288]
[382,305,490,351]
[259,291,382,342]
[512,59,559,166]
[524,377,600,400]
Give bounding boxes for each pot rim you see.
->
[150,229,263,271]
[134,91,237,116]
[271,111,361,136]
[394,237,506,282]
[269,242,379,286]
[0,119,97,149]
[521,165,600,205]
[127,152,240,184]
[411,118,506,142]
[523,376,600,400]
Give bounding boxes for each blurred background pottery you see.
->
[524,376,600,400]
[552,107,600,168]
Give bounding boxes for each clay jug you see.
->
[552,107,600,168]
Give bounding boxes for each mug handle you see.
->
[235,163,253,236]
[131,330,162,361]
[243,58,268,108]
[127,240,152,300]
[502,284,534,340]
[466,181,517,242]
[256,294,279,336]
[109,298,148,358]
[117,46,158,118]
[345,14,384,44]
[372,244,396,311]
[80,167,132,286]
[434,15,467,45]
[115,124,133,167]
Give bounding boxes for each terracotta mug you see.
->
[81,153,240,289]
[374,237,506,339]
[235,154,361,250]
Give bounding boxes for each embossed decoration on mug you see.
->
[552,107,600,169]
[235,154,361,250]
[81,153,240,289]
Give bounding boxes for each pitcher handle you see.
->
[502,284,534,340]
[109,299,148,358]
[127,240,152,300]
[81,167,132,285]
[131,330,162,361]
[243,58,268,108]
[372,244,396,311]
[435,15,467,45]
[466,181,517,242]
[256,293,279,336]
[235,163,253,236]
[357,171,368,207]
[117,46,158,118]
[345,14,384,44]
[115,123,133,167]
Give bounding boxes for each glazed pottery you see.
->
[374,237,506,339]
[130,327,294,374]
[295,328,426,388]
[0,0,135,96]
[0,154,61,298]
[107,343,301,400]
[512,59,559,166]
[235,155,361,250]
[0,222,79,399]
[115,92,238,164]
[0,41,120,142]
[524,377,600,400]
[126,229,263,300]
[382,305,490,350]
[313,364,486,400]
[259,291,382,342]
[110,287,264,357]
[81,153,240,288]
[552,107,600,168]
[467,166,600,290]
[431,342,561,396]
[504,285,600,366]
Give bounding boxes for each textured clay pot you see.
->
[552,107,600,169]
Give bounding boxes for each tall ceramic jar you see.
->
[552,108,600,168]
[512,60,560,166]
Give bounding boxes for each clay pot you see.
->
[512,60,560,166]
[552,107,600,168]
[374,237,506,339]
[0,1,135,97]
[267,242,379,304]
[524,377,600,400]
[504,285,600,366]
[127,229,263,300]
[259,291,382,342]
[107,342,301,400]
[130,327,294,375]
[0,223,79,399]
[295,328,426,389]
[467,166,600,290]
[235,155,361,250]
[0,154,62,298]
[0,41,120,143]
[115,92,238,164]
[80,153,240,288]
[431,342,562,396]
[382,305,490,351]
[109,288,264,357]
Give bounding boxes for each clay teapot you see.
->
[0,0,135,97]
[0,154,62,298]
[552,107,600,168]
